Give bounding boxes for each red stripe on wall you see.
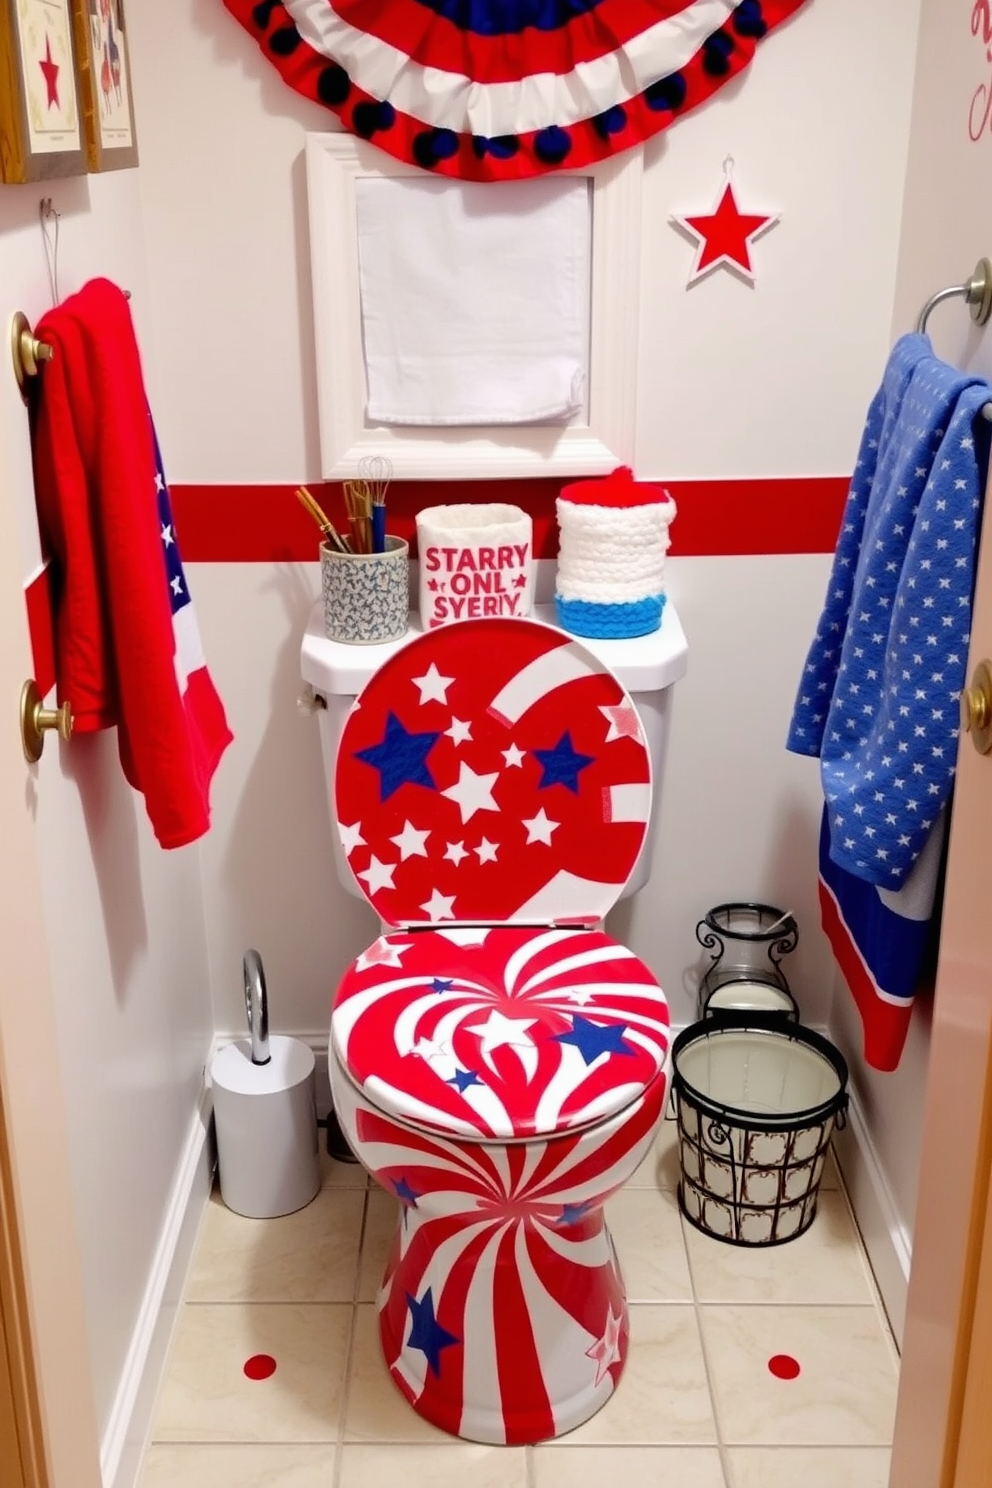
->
[168,476,851,562]
[24,476,850,698]
[23,564,55,698]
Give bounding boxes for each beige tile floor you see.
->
[139,1117,898,1488]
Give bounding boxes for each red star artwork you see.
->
[39,34,60,110]
[671,171,779,286]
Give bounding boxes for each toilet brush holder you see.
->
[210,950,321,1218]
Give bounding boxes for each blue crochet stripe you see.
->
[554,593,666,639]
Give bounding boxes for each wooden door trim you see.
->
[0,1079,49,1488]
[952,1073,992,1487]
[891,448,992,1488]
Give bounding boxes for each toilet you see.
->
[301,601,688,1445]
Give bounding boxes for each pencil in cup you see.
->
[295,486,351,553]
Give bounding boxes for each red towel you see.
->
[31,278,232,848]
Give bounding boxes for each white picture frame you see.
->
[304,132,643,481]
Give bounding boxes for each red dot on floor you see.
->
[768,1354,801,1380]
[243,1354,277,1381]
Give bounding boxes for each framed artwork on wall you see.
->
[0,0,87,183]
[305,132,643,481]
[70,0,137,172]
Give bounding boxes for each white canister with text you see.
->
[416,503,534,629]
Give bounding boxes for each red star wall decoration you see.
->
[671,165,779,286]
[39,35,61,110]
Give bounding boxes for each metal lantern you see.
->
[696,902,799,1019]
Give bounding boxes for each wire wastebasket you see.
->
[671,1011,849,1246]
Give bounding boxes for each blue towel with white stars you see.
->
[787,333,991,1069]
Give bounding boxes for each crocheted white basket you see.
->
[555,469,676,639]
[415,503,534,629]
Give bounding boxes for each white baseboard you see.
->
[103,1033,333,1488]
[832,1083,912,1347]
[102,1089,215,1488]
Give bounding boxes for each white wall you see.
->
[0,173,214,1481]
[892,1,992,382]
[189,560,375,1035]
[635,0,921,480]
[126,0,333,481]
[612,552,834,1020]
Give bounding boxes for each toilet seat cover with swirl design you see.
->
[334,617,652,929]
[332,925,670,1140]
[332,618,668,1141]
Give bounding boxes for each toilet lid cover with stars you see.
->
[334,617,652,928]
[333,924,670,1139]
[222,1,808,181]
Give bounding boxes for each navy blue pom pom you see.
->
[432,128,458,158]
[269,24,301,55]
[534,126,572,164]
[413,128,459,168]
[645,73,687,112]
[702,31,735,76]
[251,0,279,28]
[353,101,396,139]
[593,106,627,139]
[472,134,521,160]
[317,65,351,107]
[733,1,768,38]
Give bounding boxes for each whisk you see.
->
[359,454,392,553]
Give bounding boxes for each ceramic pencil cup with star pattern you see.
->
[321,537,410,645]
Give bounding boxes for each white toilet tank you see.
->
[300,600,688,906]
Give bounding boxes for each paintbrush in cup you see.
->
[344,480,372,554]
[296,485,351,553]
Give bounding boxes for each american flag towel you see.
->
[787,334,991,1071]
[31,279,232,849]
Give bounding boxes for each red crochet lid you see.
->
[334,618,652,927]
[559,466,673,509]
[332,925,670,1140]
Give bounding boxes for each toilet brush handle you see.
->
[244,949,271,1065]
